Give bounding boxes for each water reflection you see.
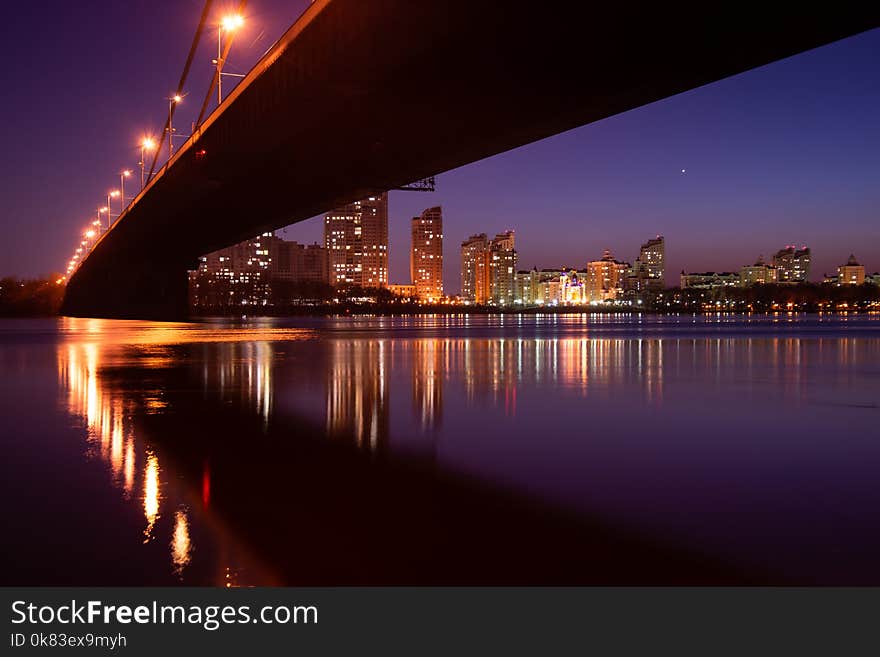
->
[143,451,160,543]
[171,508,192,576]
[53,319,300,584]
[42,315,880,584]
[202,341,274,424]
[326,340,388,450]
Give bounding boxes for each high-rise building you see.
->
[627,236,665,291]
[837,254,865,285]
[586,249,628,302]
[410,206,443,301]
[639,235,665,286]
[489,231,517,305]
[772,246,811,283]
[323,193,388,288]
[460,231,517,304]
[460,233,489,302]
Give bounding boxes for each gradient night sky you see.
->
[1,2,877,291]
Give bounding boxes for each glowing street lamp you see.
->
[167,95,183,159]
[216,14,245,104]
[85,229,96,239]
[96,207,108,232]
[140,137,157,189]
[120,170,131,210]
[107,191,120,228]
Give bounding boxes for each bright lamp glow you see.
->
[221,14,244,31]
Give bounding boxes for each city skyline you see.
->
[0,2,876,285]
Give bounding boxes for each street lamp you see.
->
[120,170,131,210]
[97,207,108,231]
[140,137,157,189]
[168,94,182,159]
[107,191,120,228]
[216,14,244,104]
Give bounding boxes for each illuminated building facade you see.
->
[389,283,417,299]
[191,233,275,307]
[460,233,489,302]
[772,246,811,283]
[410,206,443,301]
[323,193,388,288]
[680,271,740,289]
[626,236,665,291]
[586,250,629,302]
[837,254,865,285]
[489,231,518,305]
[515,269,542,305]
[191,234,330,308]
[739,257,779,286]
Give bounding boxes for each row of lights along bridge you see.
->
[63,12,246,282]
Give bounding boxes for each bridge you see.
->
[61,1,879,319]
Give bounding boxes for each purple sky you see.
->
[1,3,877,291]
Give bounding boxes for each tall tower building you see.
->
[489,231,517,305]
[323,193,388,288]
[410,206,444,301]
[773,246,811,283]
[639,236,665,288]
[461,233,489,302]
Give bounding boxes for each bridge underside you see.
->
[61,1,878,319]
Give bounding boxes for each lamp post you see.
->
[106,191,120,229]
[97,207,108,232]
[120,170,131,210]
[140,137,156,189]
[217,14,244,104]
[168,95,182,159]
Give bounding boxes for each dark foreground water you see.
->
[2,314,879,585]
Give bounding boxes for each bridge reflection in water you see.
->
[50,316,880,584]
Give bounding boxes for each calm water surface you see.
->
[2,314,879,584]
